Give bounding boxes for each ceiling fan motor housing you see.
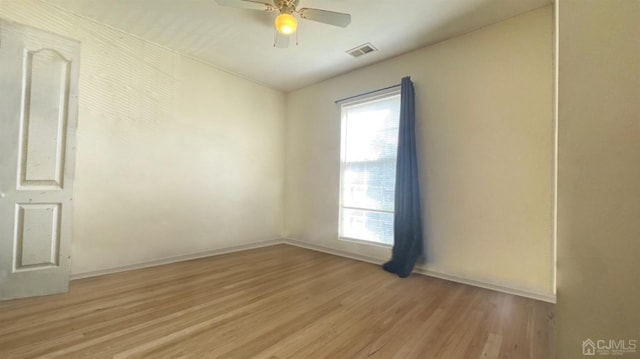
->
[276,0,298,13]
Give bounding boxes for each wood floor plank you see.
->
[0,244,554,358]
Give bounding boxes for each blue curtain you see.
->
[383,76,424,278]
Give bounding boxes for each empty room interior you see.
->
[0,0,638,358]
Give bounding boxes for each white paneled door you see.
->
[0,20,80,300]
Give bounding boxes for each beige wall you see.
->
[285,7,554,298]
[557,0,640,357]
[0,0,286,275]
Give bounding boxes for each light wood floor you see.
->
[0,245,554,358]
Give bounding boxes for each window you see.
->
[339,90,401,245]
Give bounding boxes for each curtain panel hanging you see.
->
[383,76,424,278]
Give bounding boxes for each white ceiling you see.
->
[43,0,551,92]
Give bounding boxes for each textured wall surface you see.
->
[0,0,286,274]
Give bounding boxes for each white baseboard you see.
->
[70,237,555,303]
[411,267,556,303]
[283,238,556,303]
[70,238,285,280]
[282,238,387,265]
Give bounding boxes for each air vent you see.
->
[347,43,378,58]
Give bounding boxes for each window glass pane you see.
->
[343,96,400,163]
[342,160,396,211]
[342,95,399,212]
[340,92,400,245]
[341,209,394,245]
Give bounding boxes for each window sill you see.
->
[339,236,393,249]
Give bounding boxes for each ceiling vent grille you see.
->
[347,43,378,58]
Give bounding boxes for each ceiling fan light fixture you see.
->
[275,13,297,35]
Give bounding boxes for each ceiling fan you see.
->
[215,0,351,48]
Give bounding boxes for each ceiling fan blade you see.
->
[274,33,290,48]
[215,0,275,11]
[298,8,351,27]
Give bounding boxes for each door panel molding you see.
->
[18,48,71,190]
[13,203,61,271]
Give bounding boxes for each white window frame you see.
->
[338,88,401,247]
